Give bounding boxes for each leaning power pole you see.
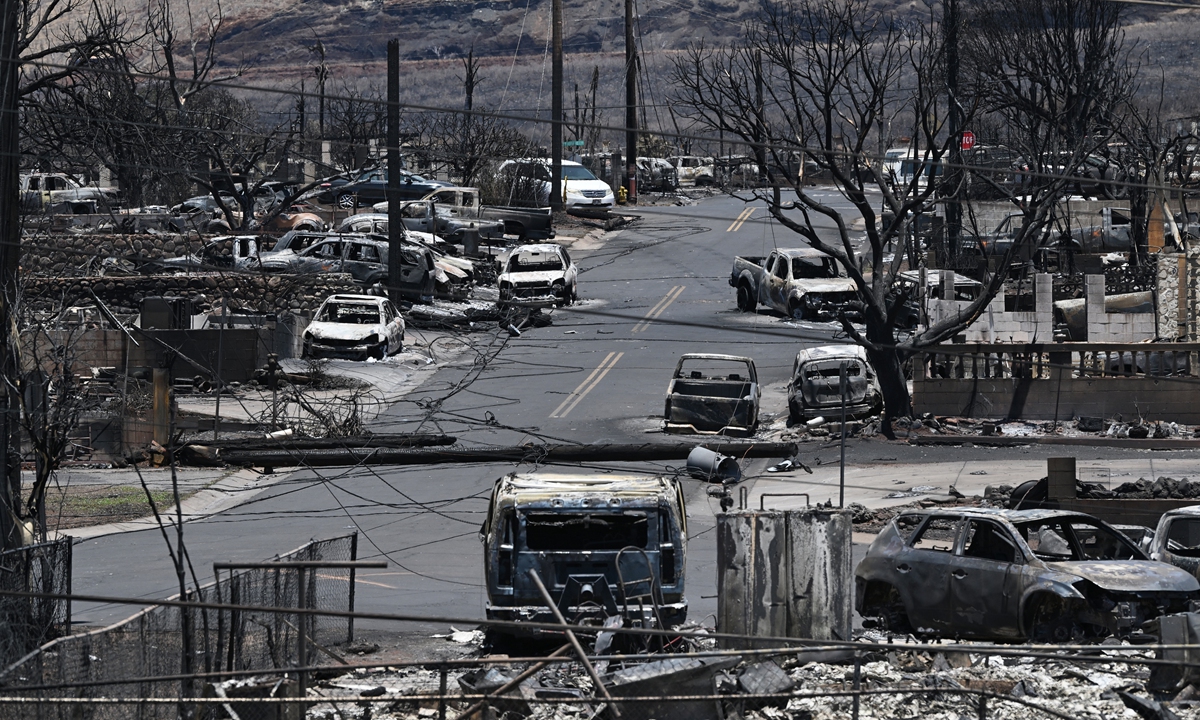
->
[0,0,21,550]
[945,0,962,265]
[551,0,563,212]
[624,0,638,204]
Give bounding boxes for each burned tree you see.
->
[428,111,530,187]
[2,299,101,542]
[672,0,1134,432]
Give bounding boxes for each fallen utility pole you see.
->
[194,441,797,469]
[198,434,456,450]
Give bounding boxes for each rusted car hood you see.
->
[1046,560,1200,593]
[795,278,858,293]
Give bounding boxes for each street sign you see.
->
[961,131,976,150]
[562,140,584,146]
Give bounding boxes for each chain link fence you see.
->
[0,537,72,669]
[0,533,357,720]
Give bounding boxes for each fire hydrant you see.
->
[617,185,628,204]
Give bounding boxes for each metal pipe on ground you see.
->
[207,442,798,469]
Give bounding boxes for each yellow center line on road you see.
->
[726,206,755,232]
[549,351,624,419]
[632,285,686,333]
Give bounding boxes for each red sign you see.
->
[961,131,976,150]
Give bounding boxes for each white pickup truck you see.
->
[21,172,120,212]
[730,247,858,319]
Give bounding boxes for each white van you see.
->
[499,158,615,209]
[883,147,943,190]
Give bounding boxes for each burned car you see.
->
[1150,505,1200,580]
[497,244,578,308]
[857,508,1200,642]
[302,294,404,360]
[480,472,687,634]
[787,345,881,424]
[664,354,758,436]
[730,248,858,319]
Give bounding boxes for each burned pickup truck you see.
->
[480,472,688,634]
[664,354,758,436]
[857,508,1200,642]
[730,248,858,319]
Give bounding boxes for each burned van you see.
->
[481,473,688,631]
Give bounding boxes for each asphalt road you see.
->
[71,190,1200,637]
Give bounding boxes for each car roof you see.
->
[1162,504,1200,518]
[897,507,1109,524]
[320,294,388,305]
[795,344,869,364]
[495,472,676,504]
[509,158,583,167]
[510,243,563,254]
[776,247,835,258]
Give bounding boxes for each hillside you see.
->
[121,1,1200,140]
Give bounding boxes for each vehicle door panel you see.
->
[901,516,961,632]
[760,252,780,308]
[950,520,1025,638]
[297,240,343,273]
[343,242,384,284]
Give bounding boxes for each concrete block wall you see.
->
[927,272,1053,343]
[1085,274,1155,342]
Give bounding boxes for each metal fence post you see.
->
[851,650,861,720]
[295,566,307,719]
[348,532,358,642]
[978,695,987,719]
[438,665,448,720]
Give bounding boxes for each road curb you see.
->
[58,468,281,541]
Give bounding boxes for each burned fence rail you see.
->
[0,533,358,720]
[0,639,1195,720]
[0,538,72,669]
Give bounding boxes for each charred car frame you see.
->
[857,508,1200,642]
[480,473,688,635]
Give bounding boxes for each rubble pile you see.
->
[298,645,1189,720]
[903,414,1199,441]
[23,272,359,315]
[1110,476,1200,500]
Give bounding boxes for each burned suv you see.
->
[856,508,1199,642]
[787,345,881,424]
[480,473,687,634]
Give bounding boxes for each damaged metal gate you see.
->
[717,507,853,647]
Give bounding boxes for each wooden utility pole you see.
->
[551,0,564,212]
[625,0,638,203]
[387,40,403,307]
[0,0,22,550]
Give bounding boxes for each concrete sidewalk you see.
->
[742,454,1200,513]
[53,467,283,541]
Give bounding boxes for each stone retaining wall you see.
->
[23,273,359,316]
[21,232,206,275]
